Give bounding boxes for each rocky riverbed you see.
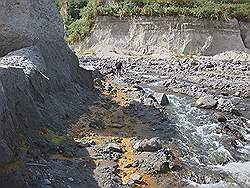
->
[1,54,249,188]
[77,54,250,187]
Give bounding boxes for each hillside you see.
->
[56,0,250,43]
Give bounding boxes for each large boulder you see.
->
[133,137,162,152]
[0,0,93,171]
[196,95,217,109]
[152,93,169,106]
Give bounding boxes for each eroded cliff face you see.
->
[0,0,94,167]
[79,16,250,56]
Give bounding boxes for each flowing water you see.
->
[144,79,250,187]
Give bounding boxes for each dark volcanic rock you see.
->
[0,0,95,187]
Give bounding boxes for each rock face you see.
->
[0,0,93,167]
[239,22,250,49]
[77,16,249,56]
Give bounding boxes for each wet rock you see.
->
[153,160,170,173]
[152,93,169,106]
[214,112,227,122]
[196,95,217,109]
[133,137,162,152]
[105,143,123,153]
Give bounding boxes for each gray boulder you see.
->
[152,93,169,106]
[133,137,162,152]
[196,95,217,108]
[214,112,227,122]
[153,160,170,173]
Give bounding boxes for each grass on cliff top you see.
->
[56,0,250,43]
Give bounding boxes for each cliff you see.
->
[77,16,250,56]
[0,0,93,167]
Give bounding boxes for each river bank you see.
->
[2,54,249,187]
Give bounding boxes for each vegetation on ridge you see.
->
[56,0,250,43]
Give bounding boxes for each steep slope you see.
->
[77,16,250,56]
[0,0,94,169]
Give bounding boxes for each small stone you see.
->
[214,112,227,122]
[127,179,135,186]
[131,84,144,91]
[153,161,170,173]
[105,143,123,153]
[78,140,96,147]
[68,177,74,182]
[130,173,141,182]
[221,91,229,96]
[98,160,118,169]
[105,84,113,91]
[233,91,241,97]
[231,108,241,116]
[110,123,125,128]
[124,163,132,168]
[144,97,154,106]
[44,179,51,185]
[132,160,140,167]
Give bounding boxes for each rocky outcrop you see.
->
[77,16,249,56]
[0,0,94,168]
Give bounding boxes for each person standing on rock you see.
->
[115,61,123,77]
